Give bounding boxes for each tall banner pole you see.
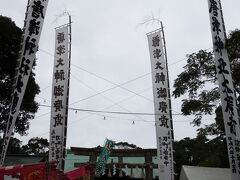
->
[207,0,240,179]
[160,22,174,142]
[62,15,72,171]
[49,22,71,170]
[218,0,227,39]
[147,27,174,180]
[0,0,49,166]
[3,0,32,152]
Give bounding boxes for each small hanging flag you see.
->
[95,139,115,176]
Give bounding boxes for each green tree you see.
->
[174,135,229,179]
[115,142,142,149]
[0,137,25,154]
[22,137,49,155]
[0,15,40,136]
[172,29,240,136]
[172,30,240,178]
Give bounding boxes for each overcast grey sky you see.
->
[1,0,240,148]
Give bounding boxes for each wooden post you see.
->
[90,154,97,180]
[62,15,72,171]
[145,152,153,180]
[118,156,123,163]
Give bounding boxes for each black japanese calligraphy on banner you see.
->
[208,0,240,178]
[49,25,69,170]
[147,29,174,180]
[0,0,49,166]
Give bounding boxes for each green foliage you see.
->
[172,30,240,177]
[174,135,229,178]
[172,30,240,137]
[22,137,49,155]
[96,142,141,149]
[0,137,49,155]
[226,30,240,62]
[115,142,142,149]
[197,106,225,137]
[173,50,217,98]
[0,137,25,154]
[0,15,40,136]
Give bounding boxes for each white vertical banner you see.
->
[49,26,69,170]
[0,0,49,166]
[147,30,174,180]
[208,0,240,179]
